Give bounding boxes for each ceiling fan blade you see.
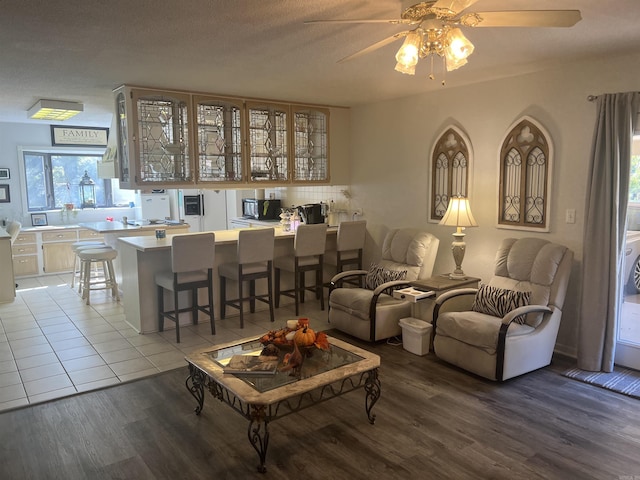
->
[304,18,411,26]
[432,0,480,16]
[338,31,409,63]
[469,10,582,28]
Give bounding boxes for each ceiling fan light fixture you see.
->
[394,30,422,74]
[395,61,417,75]
[444,27,474,71]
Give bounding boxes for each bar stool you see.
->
[274,223,327,316]
[324,220,366,287]
[155,233,215,343]
[219,228,275,328]
[71,241,107,290]
[78,247,119,305]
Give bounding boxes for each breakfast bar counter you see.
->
[78,220,191,236]
[79,221,191,287]
[118,226,337,334]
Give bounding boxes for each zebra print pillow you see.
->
[471,284,531,324]
[364,263,407,290]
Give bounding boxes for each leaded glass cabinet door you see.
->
[193,95,244,184]
[291,106,329,183]
[131,88,193,186]
[247,102,289,183]
[114,88,132,188]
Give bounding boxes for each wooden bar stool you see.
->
[78,247,119,305]
[155,233,215,343]
[219,228,275,328]
[71,241,107,290]
[275,223,327,316]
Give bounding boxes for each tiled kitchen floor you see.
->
[0,274,321,413]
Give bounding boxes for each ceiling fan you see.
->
[305,0,581,82]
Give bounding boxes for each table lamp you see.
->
[439,196,478,280]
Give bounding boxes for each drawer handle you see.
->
[57,234,64,238]
[19,260,28,263]
[18,249,25,252]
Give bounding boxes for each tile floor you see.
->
[0,274,322,413]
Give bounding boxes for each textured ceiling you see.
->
[1,0,639,126]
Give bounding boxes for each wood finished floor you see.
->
[1,323,639,480]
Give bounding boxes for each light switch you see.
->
[566,209,576,224]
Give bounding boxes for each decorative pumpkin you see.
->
[294,325,316,347]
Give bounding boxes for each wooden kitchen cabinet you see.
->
[246,101,290,183]
[41,230,78,274]
[291,105,329,183]
[12,232,38,277]
[193,94,245,184]
[78,229,104,241]
[114,85,331,189]
[114,85,193,189]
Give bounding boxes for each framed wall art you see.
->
[51,125,109,147]
[31,213,48,226]
[0,184,9,203]
[0,168,9,179]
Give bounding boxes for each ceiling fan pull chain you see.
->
[429,54,435,81]
[442,55,446,86]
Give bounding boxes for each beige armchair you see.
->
[328,229,439,342]
[432,237,573,381]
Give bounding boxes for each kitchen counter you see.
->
[117,226,337,334]
[118,225,328,252]
[79,221,191,289]
[21,224,83,232]
[78,221,189,234]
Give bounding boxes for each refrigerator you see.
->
[178,189,229,232]
[136,193,171,221]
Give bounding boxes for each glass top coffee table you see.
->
[185,334,381,473]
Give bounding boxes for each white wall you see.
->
[0,123,51,223]
[0,122,140,226]
[349,51,640,356]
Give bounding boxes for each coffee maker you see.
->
[297,203,325,224]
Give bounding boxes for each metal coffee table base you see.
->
[185,363,381,473]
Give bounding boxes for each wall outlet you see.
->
[565,209,576,224]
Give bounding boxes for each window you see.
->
[22,150,135,211]
[498,116,552,231]
[430,126,471,221]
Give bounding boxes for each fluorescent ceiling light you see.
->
[28,99,84,120]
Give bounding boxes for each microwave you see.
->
[242,198,281,220]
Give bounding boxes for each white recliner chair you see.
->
[328,229,439,342]
[432,237,573,381]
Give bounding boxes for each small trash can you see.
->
[399,317,432,356]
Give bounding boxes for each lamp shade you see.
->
[439,196,478,227]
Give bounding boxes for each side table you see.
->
[408,274,481,322]
[393,275,481,355]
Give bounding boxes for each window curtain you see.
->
[578,92,640,372]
